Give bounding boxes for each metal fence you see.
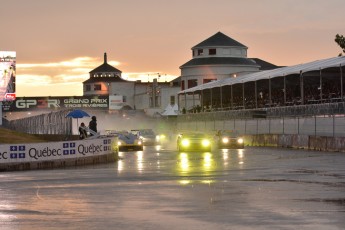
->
[177,103,345,137]
[3,109,73,135]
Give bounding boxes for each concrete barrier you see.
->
[0,136,118,172]
[246,134,345,152]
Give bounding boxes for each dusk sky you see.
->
[1,0,344,97]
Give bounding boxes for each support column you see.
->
[268,77,272,106]
[341,64,343,99]
[192,92,195,113]
[230,85,233,109]
[184,93,187,113]
[242,82,245,109]
[201,90,204,112]
[220,86,223,110]
[300,71,304,105]
[210,88,213,111]
[320,68,323,100]
[254,80,258,109]
[283,75,286,105]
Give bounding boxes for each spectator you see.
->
[89,116,97,136]
[79,122,87,139]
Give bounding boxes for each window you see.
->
[123,95,127,102]
[170,95,175,105]
[209,49,216,55]
[181,81,185,90]
[197,49,203,56]
[94,84,101,91]
[188,79,198,88]
[85,84,91,91]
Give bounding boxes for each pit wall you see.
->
[0,136,118,172]
[246,134,345,152]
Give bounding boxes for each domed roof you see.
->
[192,32,247,49]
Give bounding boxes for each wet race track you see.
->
[1,144,345,230]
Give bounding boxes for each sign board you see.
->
[109,95,124,110]
[0,137,117,164]
[0,51,16,102]
[2,95,109,112]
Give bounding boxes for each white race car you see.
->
[107,130,143,151]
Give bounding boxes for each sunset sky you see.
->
[1,0,344,97]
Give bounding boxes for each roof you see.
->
[89,63,122,74]
[192,32,247,49]
[179,56,345,94]
[89,53,122,74]
[180,57,259,68]
[251,58,282,70]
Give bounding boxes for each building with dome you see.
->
[178,31,279,111]
[180,32,265,91]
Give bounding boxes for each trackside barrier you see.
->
[0,136,118,171]
[246,134,345,152]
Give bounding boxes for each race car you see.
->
[107,130,143,151]
[131,129,158,146]
[215,130,244,149]
[177,132,212,152]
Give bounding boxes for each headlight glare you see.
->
[237,138,244,144]
[181,139,190,147]
[202,139,210,147]
[222,137,229,143]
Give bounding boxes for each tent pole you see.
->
[320,68,323,100]
[341,64,343,99]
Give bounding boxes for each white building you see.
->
[179,31,262,91]
[83,53,180,116]
[178,31,279,112]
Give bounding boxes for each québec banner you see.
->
[0,137,116,164]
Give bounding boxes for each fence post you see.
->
[333,115,335,137]
[244,119,247,134]
[283,117,285,135]
[256,119,258,135]
[314,116,317,136]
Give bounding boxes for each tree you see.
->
[335,34,345,56]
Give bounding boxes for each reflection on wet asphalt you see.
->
[1,146,345,230]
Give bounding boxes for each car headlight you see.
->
[202,139,210,147]
[222,137,229,143]
[137,140,142,145]
[237,138,244,144]
[181,139,190,147]
[118,141,122,146]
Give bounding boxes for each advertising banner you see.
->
[0,137,116,164]
[0,51,16,102]
[2,95,109,112]
[109,95,124,110]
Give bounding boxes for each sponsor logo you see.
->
[28,147,62,160]
[78,143,103,155]
[15,99,60,109]
[4,93,16,101]
[9,145,25,159]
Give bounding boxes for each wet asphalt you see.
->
[1,145,345,230]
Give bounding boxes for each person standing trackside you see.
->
[79,122,87,139]
[89,116,97,136]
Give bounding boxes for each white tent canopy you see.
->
[161,104,179,116]
[179,56,345,94]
